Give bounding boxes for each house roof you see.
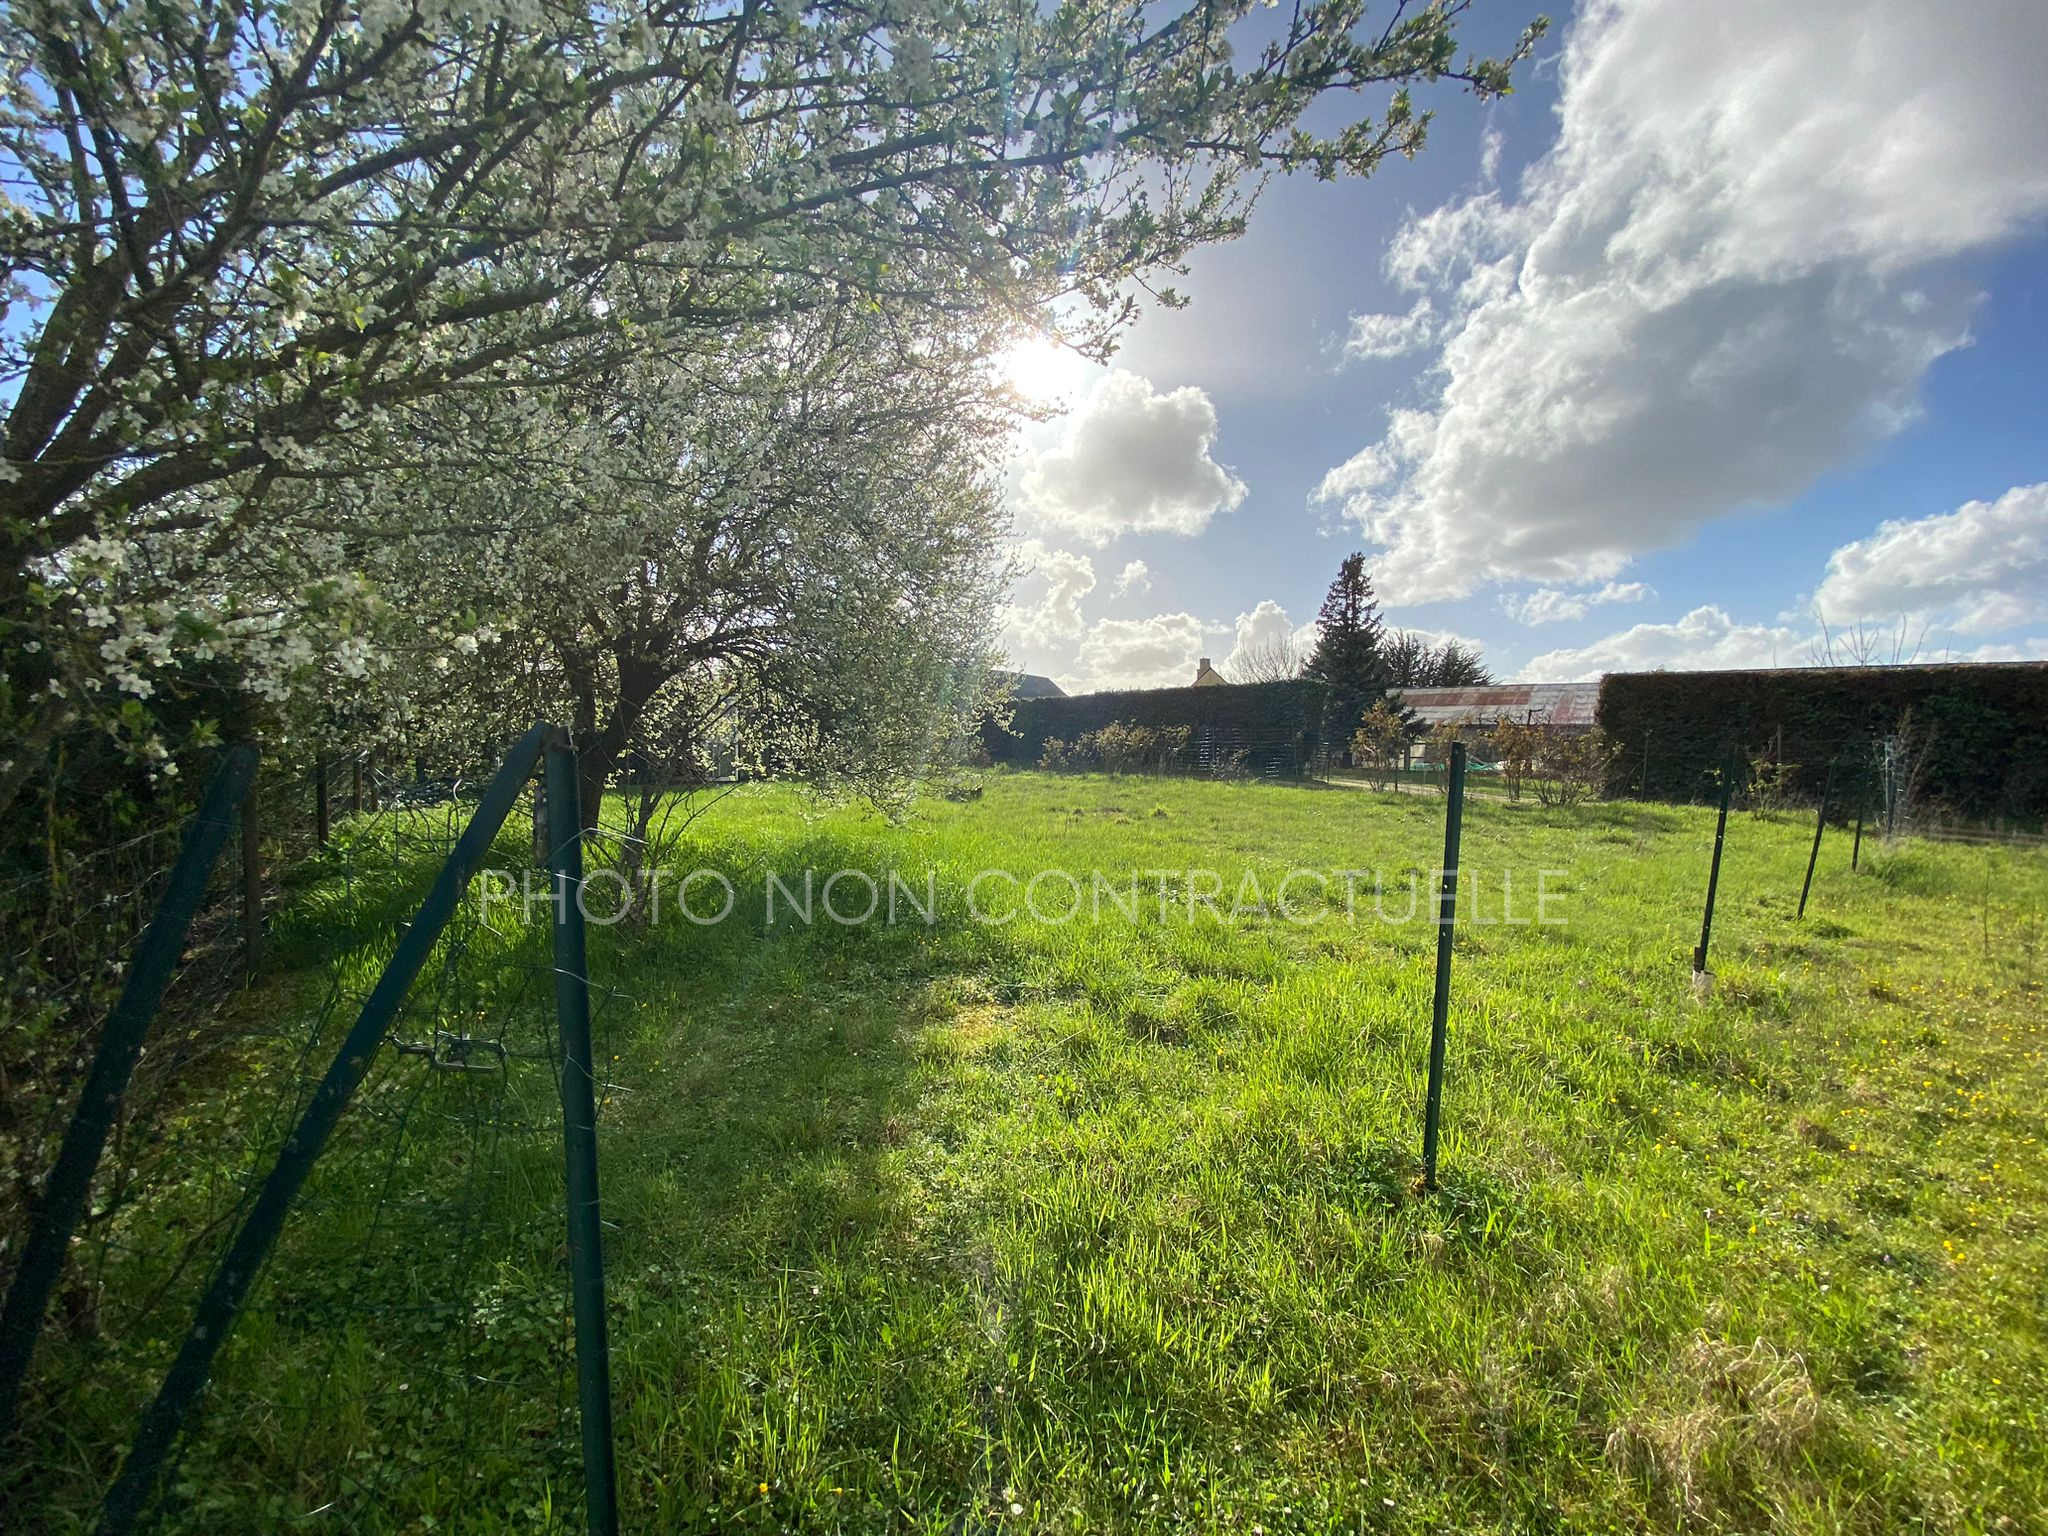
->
[1006,671,1067,699]
[1392,681,1602,727]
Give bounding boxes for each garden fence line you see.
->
[4,721,2007,1530]
[1,726,622,1536]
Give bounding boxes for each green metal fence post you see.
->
[1421,741,1466,1192]
[94,724,550,1536]
[1798,764,1835,919]
[1693,753,1735,976]
[0,744,259,1441]
[545,739,621,1536]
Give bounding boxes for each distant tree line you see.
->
[1382,632,1494,690]
[1294,552,1493,761]
[1015,552,1503,775]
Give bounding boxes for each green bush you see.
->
[986,678,1328,779]
[1596,664,2048,821]
[1035,722,1192,774]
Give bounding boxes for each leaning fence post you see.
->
[93,724,550,1536]
[545,738,621,1536]
[0,743,259,1440]
[1693,752,1734,980]
[1798,764,1835,919]
[1421,741,1466,1192]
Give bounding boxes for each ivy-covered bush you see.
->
[987,679,1329,776]
[1596,664,2048,821]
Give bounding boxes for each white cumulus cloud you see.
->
[1004,541,1096,651]
[1342,298,1436,361]
[1218,599,1319,680]
[1064,612,1215,693]
[1501,580,1655,626]
[1478,124,1505,184]
[1518,605,1807,682]
[1114,559,1153,597]
[1019,370,1246,545]
[1319,0,2048,602]
[1814,482,2048,635]
[1954,639,2048,663]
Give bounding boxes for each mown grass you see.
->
[19,771,2048,1533]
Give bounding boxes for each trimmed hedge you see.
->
[1596,663,2048,820]
[985,678,1330,775]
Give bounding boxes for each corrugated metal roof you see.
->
[1392,681,1602,727]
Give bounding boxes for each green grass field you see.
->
[23,771,2048,1533]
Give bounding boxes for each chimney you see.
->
[1198,657,1211,670]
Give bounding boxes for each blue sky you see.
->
[999,0,2048,692]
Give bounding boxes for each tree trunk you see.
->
[562,648,667,834]
[575,715,632,831]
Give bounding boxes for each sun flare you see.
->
[999,334,1089,404]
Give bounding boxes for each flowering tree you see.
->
[0,0,1539,809]
[347,302,1013,821]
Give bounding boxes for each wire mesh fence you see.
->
[1,749,254,1308]
[2,730,625,1534]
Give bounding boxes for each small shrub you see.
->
[1042,721,1191,775]
[1535,729,1619,806]
[1747,735,1799,814]
[1351,698,1411,790]
[1489,719,1542,802]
